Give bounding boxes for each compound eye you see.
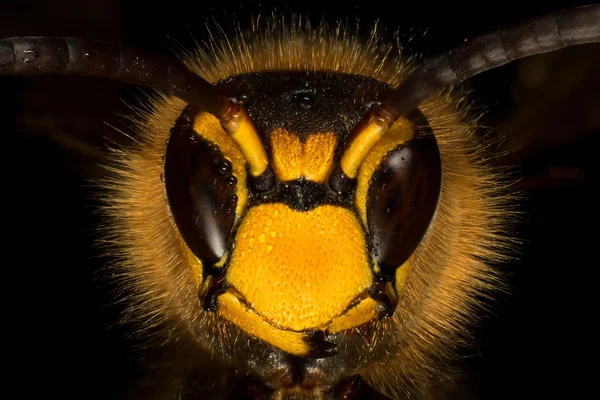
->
[164,118,238,265]
[366,133,441,276]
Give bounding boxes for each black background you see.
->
[1,1,599,399]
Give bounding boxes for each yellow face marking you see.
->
[182,245,204,288]
[325,297,379,333]
[395,256,413,293]
[355,117,415,224]
[226,203,372,332]
[270,129,337,183]
[217,292,311,356]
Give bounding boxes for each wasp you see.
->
[3,2,599,399]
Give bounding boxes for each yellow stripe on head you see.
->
[271,129,337,183]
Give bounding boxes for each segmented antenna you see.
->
[382,3,600,118]
[0,37,233,118]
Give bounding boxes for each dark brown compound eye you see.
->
[164,107,238,266]
[366,110,441,278]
